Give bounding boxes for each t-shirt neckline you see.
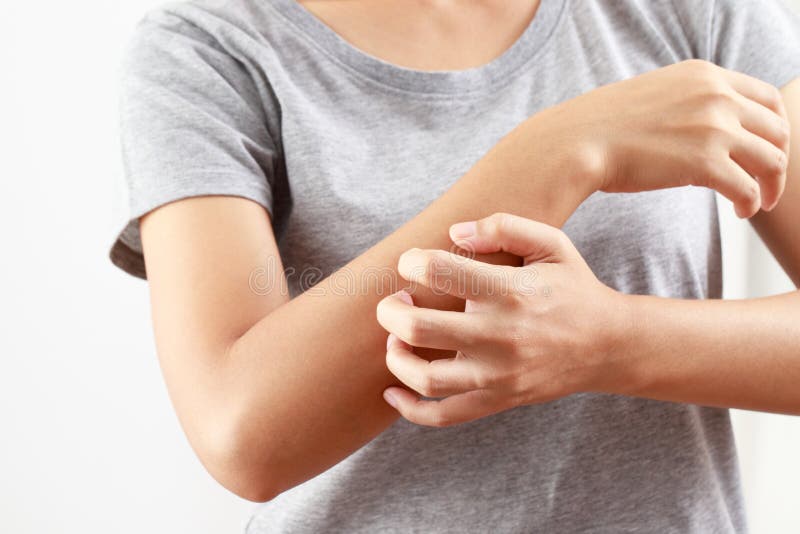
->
[266,0,567,95]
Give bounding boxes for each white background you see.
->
[1,1,799,532]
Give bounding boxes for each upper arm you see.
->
[111,6,288,432]
[751,78,800,288]
[140,195,288,454]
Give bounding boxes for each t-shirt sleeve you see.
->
[109,8,279,279]
[708,0,800,89]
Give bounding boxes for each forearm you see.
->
[612,291,800,414]
[220,111,597,499]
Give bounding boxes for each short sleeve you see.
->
[109,7,280,279]
[709,0,800,89]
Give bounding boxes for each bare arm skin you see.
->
[139,61,788,501]
[618,78,800,411]
[142,111,593,502]
[375,78,800,427]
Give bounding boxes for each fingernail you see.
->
[395,289,413,305]
[383,390,398,408]
[386,333,396,349]
[450,221,476,240]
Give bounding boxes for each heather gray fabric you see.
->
[108,0,800,532]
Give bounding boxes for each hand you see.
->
[535,59,790,218]
[376,213,631,427]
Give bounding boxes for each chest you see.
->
[263,6,719,298]
[275,91,720,300]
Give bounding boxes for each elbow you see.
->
[217,462,281,504]
[191,411,283,503]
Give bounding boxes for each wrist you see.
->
[522,106,606,200]
[590,291,651,396]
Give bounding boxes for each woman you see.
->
[110,0,800,531]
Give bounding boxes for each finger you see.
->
[383,385,508,427]
[735,93,791,153]
[386,335,492,397]
[450,212,571,263]
[706,156,762,218]
[724,69,788,119]
[376,290,481,350]
[397,248,504,300]
[729,129,788,211]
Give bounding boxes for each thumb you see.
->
[449,212,570,263]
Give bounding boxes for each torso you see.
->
[153,0,743,531]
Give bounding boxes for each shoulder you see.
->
[568,0,716,61]
[570,0,714,61]
[120,0,286,127]
[123,0,283,67]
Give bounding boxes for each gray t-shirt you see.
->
[109,0,800,532]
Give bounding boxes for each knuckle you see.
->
[412,250,451,286]
[689,61,725,88]
[421,250,446,277]
[428,410,453,428]
[684,114,730,152]
[497,212,515,231]
[741,177,759,203]
[553,228,572,251]
[418,372,443,397]
[402,314,431,346]
[485,212,514,238]
[401,250,449,285]
[768,150,789,178]
[473,364,503,390]
[766,84,783,109]
[702,86,737,109]
[472,369,493,390]
[682,58,715,73]
[503,282,524,305]
[695,109,730,136]
[776,119,791,147]
[502,326,532,358]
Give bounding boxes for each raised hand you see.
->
[533,59,790,218]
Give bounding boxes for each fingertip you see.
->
[735,185,762,218]
[762,191,781,212]
[384,386,414,409]
[383,389,399,409]
[736,203,759,219]
[397,249,421,280]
